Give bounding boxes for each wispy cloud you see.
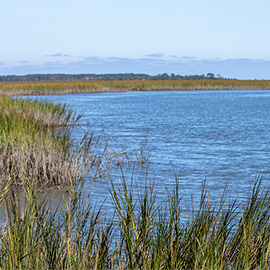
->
[145,53,165,58]
[44,61,62,66]
[181,56,198,60]
[45,53,70,57]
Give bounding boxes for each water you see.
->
[18,90,270,213]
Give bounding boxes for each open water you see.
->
[21,90,270,213]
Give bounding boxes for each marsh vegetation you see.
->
[0,94,270,269]
[1,79,270,96]
[0,96,88,188]
[1,174,270,269]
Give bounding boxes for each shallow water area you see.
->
[8,90,270,218]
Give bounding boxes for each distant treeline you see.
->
[0,72,226,82]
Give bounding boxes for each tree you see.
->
[206,73,215,79]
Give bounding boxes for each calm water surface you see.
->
[22,90,270,211]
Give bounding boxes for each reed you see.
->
[0,179,114,269]
[0,173,269,269]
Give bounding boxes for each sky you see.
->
[1,0,270,79]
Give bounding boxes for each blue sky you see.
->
[1,0,270,79]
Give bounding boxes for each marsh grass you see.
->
[0,95,151,187]
[0,179,115,269]
[1,80,270,95]
[0,173,269,269]
[1,95,270,269]
[0,96,91,187]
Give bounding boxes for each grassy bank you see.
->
[0,95,90,187]
[1,80,270,96]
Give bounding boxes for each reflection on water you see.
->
[4,90,269,220]
[0,186,71,224]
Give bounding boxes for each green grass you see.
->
[0,96,87,187]
[0,175,269,269]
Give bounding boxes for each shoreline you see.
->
[1,79,270,96]
[2,85,270,96]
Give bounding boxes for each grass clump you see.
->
[0,180,114,270]
[111,177,270,269]
[0,174,269,269]
[0,96,86,187]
